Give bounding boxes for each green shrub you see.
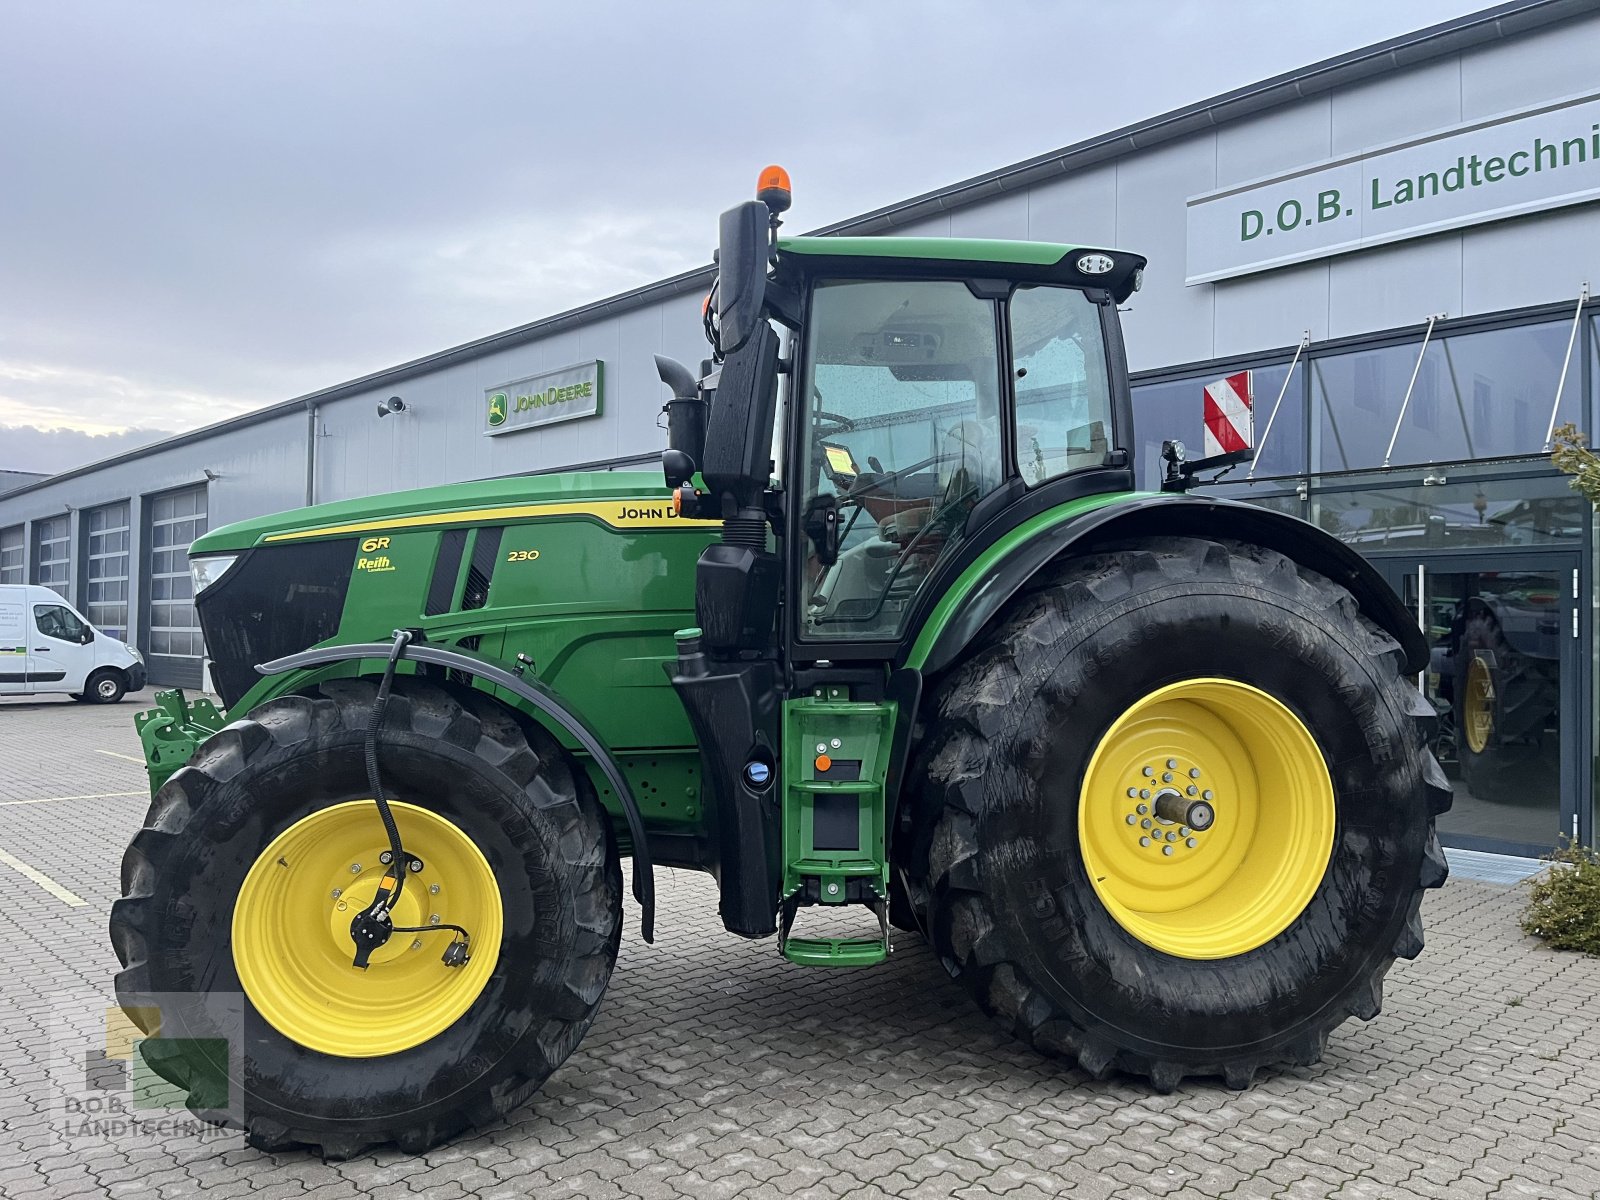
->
[1521,840,1600,955]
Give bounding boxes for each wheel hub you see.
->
[1080,678,1336,960]
[232,800,503,1058]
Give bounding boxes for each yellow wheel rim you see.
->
[1078,679,1335,960]
[1463,657,1494,754]
[232,800,503,1057]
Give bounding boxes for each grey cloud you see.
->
[1,0,1477,472]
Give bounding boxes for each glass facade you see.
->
[83,501,131,641]
[146,486,208,674]
[32,515,70,597]
[1135,298,1600,858]
[0,524,21,584]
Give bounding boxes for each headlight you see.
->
[190,554,238,595]
[130,647,145,663]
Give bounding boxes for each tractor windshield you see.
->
[798,278,1117,642]
[798,278,1005,641]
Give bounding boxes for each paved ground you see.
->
[2,691,1599,1200]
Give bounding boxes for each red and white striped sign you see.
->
[1202,370,1254,457]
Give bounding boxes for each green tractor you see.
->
[111,170,1450,1157]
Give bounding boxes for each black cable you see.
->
[364,630,412,907]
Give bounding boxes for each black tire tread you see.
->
[902,535,1450,1091]
[108,678,621,1158]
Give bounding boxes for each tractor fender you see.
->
[257,640,655,943]
[906,492,1427,679]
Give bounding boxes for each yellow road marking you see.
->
[94,749,146,764]
[0,790,146,807]
[0,843,88,907]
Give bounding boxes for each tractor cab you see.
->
[659,170,1148,963]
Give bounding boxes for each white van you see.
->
[0,583,147,703]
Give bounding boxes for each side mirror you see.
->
[801,494,841,567]
[80,626,94,645]
[715,201,770,355]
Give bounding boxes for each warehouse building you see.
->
[3,0,1597,859]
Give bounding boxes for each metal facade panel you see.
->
[948,192,1029,240]
[1461,203,1600,315]
[1461,15,1600,119]
[1212,260,1331,359]
[1111,137,1218,371]
[1327,235,1463,338]
[1215,93,1333,183]
[1330,58,1462,157]
[1023,164,1118,248]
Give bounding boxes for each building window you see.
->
[0,524,22,584]
[1132,359,1305,490]
[1311,320,1577,472]
[32,515,70,597]
[84,501,131,642]
[147,486,208,666]
[1309,473,1588,550]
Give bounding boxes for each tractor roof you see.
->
[776,236,1146,301]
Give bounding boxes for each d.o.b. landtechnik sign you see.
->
[1186,90,1600,284]
[485,361,603,435]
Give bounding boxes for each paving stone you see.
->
[4,698,1600,1199]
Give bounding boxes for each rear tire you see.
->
[1456,607,1560,805]
[83,668,127,704]
[109,678,622,1157]
[902,536,1451,1090]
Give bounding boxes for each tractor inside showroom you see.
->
[112,168,1450,1158]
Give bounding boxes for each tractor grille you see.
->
[197,540,356,707]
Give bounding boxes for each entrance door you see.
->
[1379,553,1582,857]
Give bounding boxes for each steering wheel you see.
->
[814,410,856,439]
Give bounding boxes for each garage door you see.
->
[146,486,208,688]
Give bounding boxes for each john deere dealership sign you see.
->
[485,360,602,435]
[1187,91,1600,284]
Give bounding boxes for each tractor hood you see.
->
[190,470,690,555]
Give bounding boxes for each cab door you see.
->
[0,589,27,693]
[28,599,93,692]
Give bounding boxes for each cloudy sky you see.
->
[1,0,1478,474]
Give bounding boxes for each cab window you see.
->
[1010,285,1114,486]
[798,279,1003,641]
[35,603,87,642]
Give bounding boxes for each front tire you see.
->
[109,678,622,1157]
[903,536,1451,1090]
[84,668,127,704]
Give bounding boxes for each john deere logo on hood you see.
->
[487,392,508,427]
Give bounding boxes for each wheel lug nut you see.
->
[430,914,441,925]
[1161,772,1173,782]
[1126,814,1137,825]
[330,888,342,899]
[1166,831,1177,842]
[1203,790,1214,801]
[1127,788,1138,798]
[1139,789,1150,800]
[1141,818,1152,829]
[1137,804,1148,815]
[1186,785,1198,796]
[1186,838,1198,848]
[350,863,361,874]
[1162,845,1174,856]
[1142,766,1155,778]
[411,939,423,951]
[1139,837,1151,847]
[429,883,441,895]
[1166,759,1177,770]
